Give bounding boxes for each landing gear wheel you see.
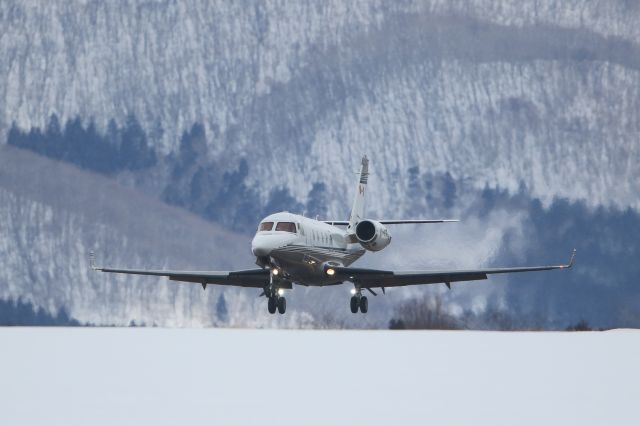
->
[268,296,277,314]
[359,296,368,313]
[350,296,359,313]
[277,297,287,314]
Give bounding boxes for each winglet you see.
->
[568,248,577,268]
[89,251,99,271]
[560,249,577,269]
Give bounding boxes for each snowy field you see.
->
[1,328,638,426]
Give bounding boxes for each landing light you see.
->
[326,268,335,276]
[277,288,284,296]
[350,288,356,295]
[272,268,279,276]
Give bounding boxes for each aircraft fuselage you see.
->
[251,212,366,286]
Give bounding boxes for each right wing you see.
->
[326,250,576,289]
[90,252,270,288]
[324,219,458,225]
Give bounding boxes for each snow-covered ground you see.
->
[1,328,637,426]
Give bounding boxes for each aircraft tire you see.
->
[350,296,358,313]
[359,296,368,313]
[268,297,277,314]
[277,297,286,314]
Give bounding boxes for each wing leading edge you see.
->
[327,249,576,288]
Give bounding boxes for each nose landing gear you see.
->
[265,266,287,314]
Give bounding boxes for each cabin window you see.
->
[275,222,297,233]
[258,222,274,231]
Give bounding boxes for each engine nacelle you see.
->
[355,219,391,251]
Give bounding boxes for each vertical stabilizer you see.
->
[348,155,369,231]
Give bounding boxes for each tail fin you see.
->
[348,155,369,231]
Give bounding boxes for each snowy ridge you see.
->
[300,61,640,215]
[2,1,640,215]
[430,0,640,43]
[0,145,252,326]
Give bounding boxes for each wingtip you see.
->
[89,250,98,271]
[569,248,577,268]
[560,248,577,269]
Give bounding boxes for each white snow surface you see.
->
[1,327,638,426]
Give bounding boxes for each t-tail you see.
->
[323,156,459,234]
[348,155,369,233]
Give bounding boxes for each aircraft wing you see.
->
[324,219,458,225]
[90,253,269,288]
[327,250,576,289]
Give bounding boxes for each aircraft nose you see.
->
[251,234,284,257]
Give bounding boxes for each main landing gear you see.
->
[350,288,368,314]
[267,294,286,315]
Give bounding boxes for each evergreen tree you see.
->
[306,182,328,218]
[7,114,156,174]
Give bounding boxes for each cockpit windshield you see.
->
[275,222,297,233]
[258,222,274,232]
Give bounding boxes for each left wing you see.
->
[326,249,576,289]
[90,252,270,289]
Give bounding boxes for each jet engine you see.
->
[355,219,391,251]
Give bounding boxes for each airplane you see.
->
[91,155,576,315]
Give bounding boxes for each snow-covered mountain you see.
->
[1,1,639,327]
[2,0,640,213]
[0,145,251,326]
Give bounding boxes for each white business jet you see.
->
[91,156,575,315]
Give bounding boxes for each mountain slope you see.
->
[0,145,254,326]
[2,1,639,328]
[2,0,640,215]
